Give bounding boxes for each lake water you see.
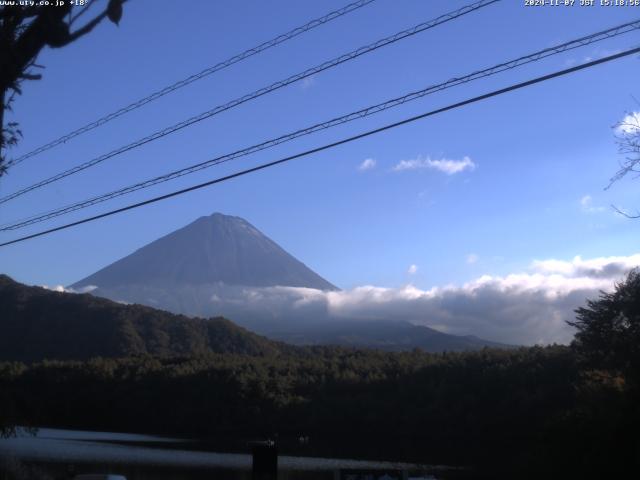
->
[0,428,450,479]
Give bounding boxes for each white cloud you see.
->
[616,112,640,135]
[531,254,640,279]
[358,158,376,171]
[300,75,316,90]
[393,155,476,175]
[564,48,621,68]
[41,284,97,294]
[75,285,98,294]
[42,285,66,293]
[407,264,418,275]
[194,253,640,346]
[466,253,479,264]
[78,255,640,347]
[580,195,605,213]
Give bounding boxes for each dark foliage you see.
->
[569,268,640,389]
[1,346,638,478]
[0,348,567,469]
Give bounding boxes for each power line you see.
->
[4,0,378,169]
[1,46,638,248]
[0,0,500,205]
[2,18,638,232]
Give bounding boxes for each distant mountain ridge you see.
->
[270,320,512,351]
[71,213,337,291]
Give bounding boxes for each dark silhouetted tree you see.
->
[0,0,125,175]
[569,268,640,389]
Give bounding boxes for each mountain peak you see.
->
[71,213,337,291]
[204,212,242,222]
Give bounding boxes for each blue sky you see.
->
[1,0,639,294]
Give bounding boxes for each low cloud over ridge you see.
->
[73,254,640,347]
[202,253,640,346]
[43,284,97,294]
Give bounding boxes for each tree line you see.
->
[1,271,639,478]
[0,344,637,478]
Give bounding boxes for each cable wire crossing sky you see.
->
[2,17,639,233]
[0,0,500,205]
[1,44,638,248]
[5,0,378,168]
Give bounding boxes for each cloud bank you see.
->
[200,253,640,346]
[73,254,640,347]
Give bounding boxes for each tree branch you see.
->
[611,204,640,219]
[62,9,109,45]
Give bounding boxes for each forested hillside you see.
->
[0,275,507,358]
[0,275,286,361]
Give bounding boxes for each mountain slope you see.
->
[70,213,337,291]
[0,275,286,362]
[266,320,512,352]
[64,212,513,352]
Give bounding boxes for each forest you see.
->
[0,346,637,477]
[1,272,639,478]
